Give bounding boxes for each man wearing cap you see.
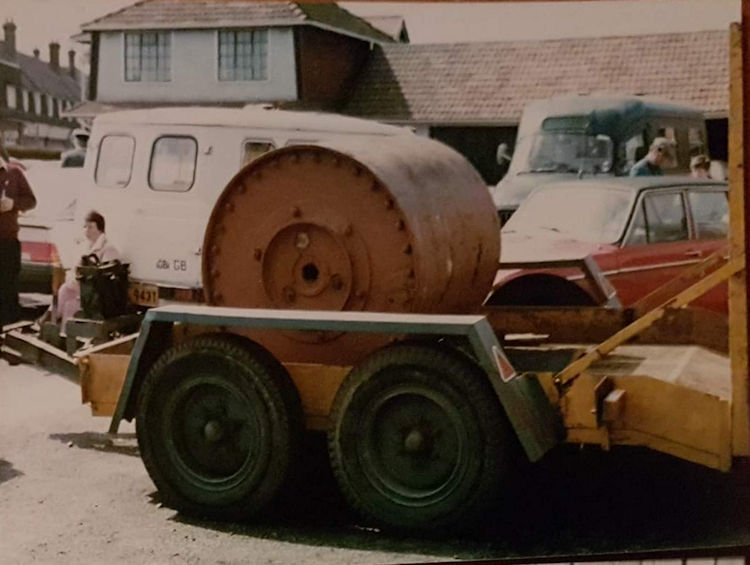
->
[690,154,711,179]
[0,144,36,327]
[629,137,677,177]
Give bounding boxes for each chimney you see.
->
[3,20,16,59]
[33,48,39,59]
[49,41,60,71]
[68,49,76,79]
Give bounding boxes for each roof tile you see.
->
[343,30,729,123]
[81,0,393,42]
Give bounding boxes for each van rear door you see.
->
[123,127,243,294]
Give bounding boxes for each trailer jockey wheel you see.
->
[328,344,512,532]
[136,334,302,520]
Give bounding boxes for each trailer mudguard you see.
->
[109,305,561,462]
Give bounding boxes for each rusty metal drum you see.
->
[202,135,499,364]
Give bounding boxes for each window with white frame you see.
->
[96,135,135,188]
[21,89,28,112]
[46,95,53,117]
[5,84,16,109]
[218,29,268,81]
[33,92,41,115]
[125,31,171,82]
[149,136,197,192]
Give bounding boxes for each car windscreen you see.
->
[502,185,634,244]
[509,132,614,175]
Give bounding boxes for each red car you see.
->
[488,177,729,313]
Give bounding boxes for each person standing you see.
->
[0,149,36,327]
[629,137,677,177]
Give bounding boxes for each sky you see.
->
[0,0,740,71]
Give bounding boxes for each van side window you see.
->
[149,136,197,192]
[241,141,274,167]
[95,135,135,188]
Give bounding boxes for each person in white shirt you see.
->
[44,211,119,327]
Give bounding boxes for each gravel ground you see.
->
[0,361,447,565]
[4,356,750,565]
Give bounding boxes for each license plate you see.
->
[128,282,159,307]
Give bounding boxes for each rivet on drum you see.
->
[224,202,234,212]
[238,183,247,194]
[385,198,394,210]
[403,244,413,255]
[343,224,353,236]
[253,248,262,261]
[291,206,302,218]
[396,219,405,231]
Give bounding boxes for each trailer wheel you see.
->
[328,344,511,531]
[136,334,302,520]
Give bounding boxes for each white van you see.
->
[61,106,413,307]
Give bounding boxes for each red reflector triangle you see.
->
[492,345,517,383]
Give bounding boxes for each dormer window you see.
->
[125,31,171,82]
[218,29,267,81]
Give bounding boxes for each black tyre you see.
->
[136,334,302,520]
[328,343,512,532]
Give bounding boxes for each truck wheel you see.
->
[136,334,302,520]
[328,344,511,532]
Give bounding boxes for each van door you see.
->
[124,127,263,299]
[71,132,138,270]
[125,134,203,294]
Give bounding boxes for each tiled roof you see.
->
[343,30,729,124]
[80,0,393,43]
[17,52,81,100]
[0,43,81,100]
